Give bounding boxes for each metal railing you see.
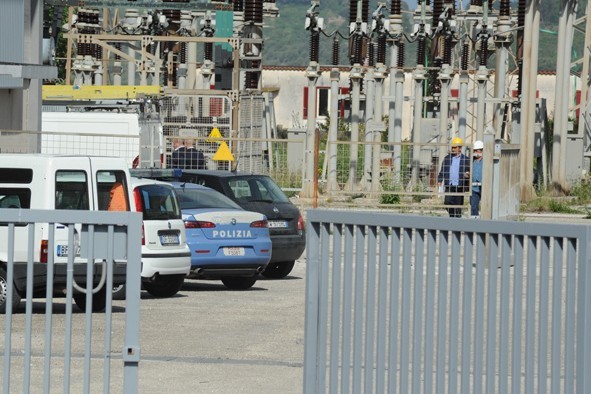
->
[1,208,142,393]
[304,209,591,393]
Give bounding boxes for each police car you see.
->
[170,182,271,290]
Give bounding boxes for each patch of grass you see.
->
[548,199,581,214]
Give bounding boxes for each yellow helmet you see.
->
[451,137,463,147]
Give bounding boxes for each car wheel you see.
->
[0,267,21,313]
[221,276,257,290]
[261,261,295,279]
[112,284,126,300]
[73,286,107,312]
[143,274,185,298]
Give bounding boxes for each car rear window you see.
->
[226,177,289,203]
[175,187,242,210]
[135,184,181,220]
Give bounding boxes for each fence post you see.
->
[481,132,495,219]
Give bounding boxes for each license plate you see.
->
[223,247,245,256]
[160,234,179,245]
[57,244,80,257]
[268,221,288,228]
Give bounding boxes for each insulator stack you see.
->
[180,42,187,64]
[332,36,340,66]
[368,41,375,67]
[245,61,260,89]
[163,0,190,2]
[391,0,401,15]
[396,42,405,68]
[416,35,426,66]
[479,33,488,66]
[115,43,121,60]
[149,42,157,55]
[244,0,263,24]
[443,36,453,65]
[377,35,387,64]
[461,42,469,70]
[310,32,320,62]
[171,56,177,87]
[500,0,511,16]
[233,0,244,12]
[354,35,363,64]
[349,0,357,23]
[517,0,525,28]
[471,0,483,5]
[162,9,181,23]
[204,43,213,61]
[432,0,443,32]
[425,0,431,5]
[431,57,442,94]
[95,45,102,60]
[362,0,369,23]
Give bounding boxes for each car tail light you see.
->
[250,220,268,228]
[184,220,216,229]
[133,188,143,213]
[40,240,48,263]
[297,214,305,231]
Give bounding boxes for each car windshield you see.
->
[176,186,242,210]
[226,177,290,203]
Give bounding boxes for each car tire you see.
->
[143,274,185,298]
[221,276,257,290]
[261,261,295,279]
[112,284,126,300]
[0,267,21,313]
[73,286,107,312]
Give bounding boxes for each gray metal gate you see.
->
[1,208,142,393]
[304,209,591,393]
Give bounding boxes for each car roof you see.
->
[168,181,211,190]
[131,176,174,187]
[177,169,271,179]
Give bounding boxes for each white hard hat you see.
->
[473,140,484,150]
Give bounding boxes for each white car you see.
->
[114,177,191,299]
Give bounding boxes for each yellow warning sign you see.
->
[213,142,235,161]
[207,127,223,142]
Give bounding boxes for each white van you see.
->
[0,154,135,312]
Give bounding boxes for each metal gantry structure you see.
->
[301,0,591,200]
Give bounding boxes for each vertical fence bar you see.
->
[303,220,321,394]
[436,230,449,391]
[424,229,438,394]
[84,224,95,394]
[318,222,331,391]
[550,237,564,393]
[375,227,389,393]
[525,236,537,394]
[473,232,487,393]
[498,234,512,393]
[3,223,15,393]
[364,226,377,393]
[411,229,425,394]
[460,232,474,394]
[23,223,36,392]
[537,236,550,393]
[511,235,525,394]
[64,224,76,394]
[448,231,461,393]
[340,224,354,394]
[399,228,413,393]
[387,228,402,394]
[329,224,343,394]
[352,225,366,393]
[104,225,115,393]
[564,237,576,393]
[486,233,499,394]
[44,224,56,393]
[576,227,591,394]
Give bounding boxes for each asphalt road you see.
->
[2,258,307,393]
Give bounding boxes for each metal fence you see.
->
[1,208,142,393]
[304,209,591,393]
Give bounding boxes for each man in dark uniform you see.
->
[437,137,471,218]
[184,139,206,169]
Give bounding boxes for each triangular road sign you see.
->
[213,141,235,161]
[207,127,223,142]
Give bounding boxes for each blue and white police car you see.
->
[170,182,271,290]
